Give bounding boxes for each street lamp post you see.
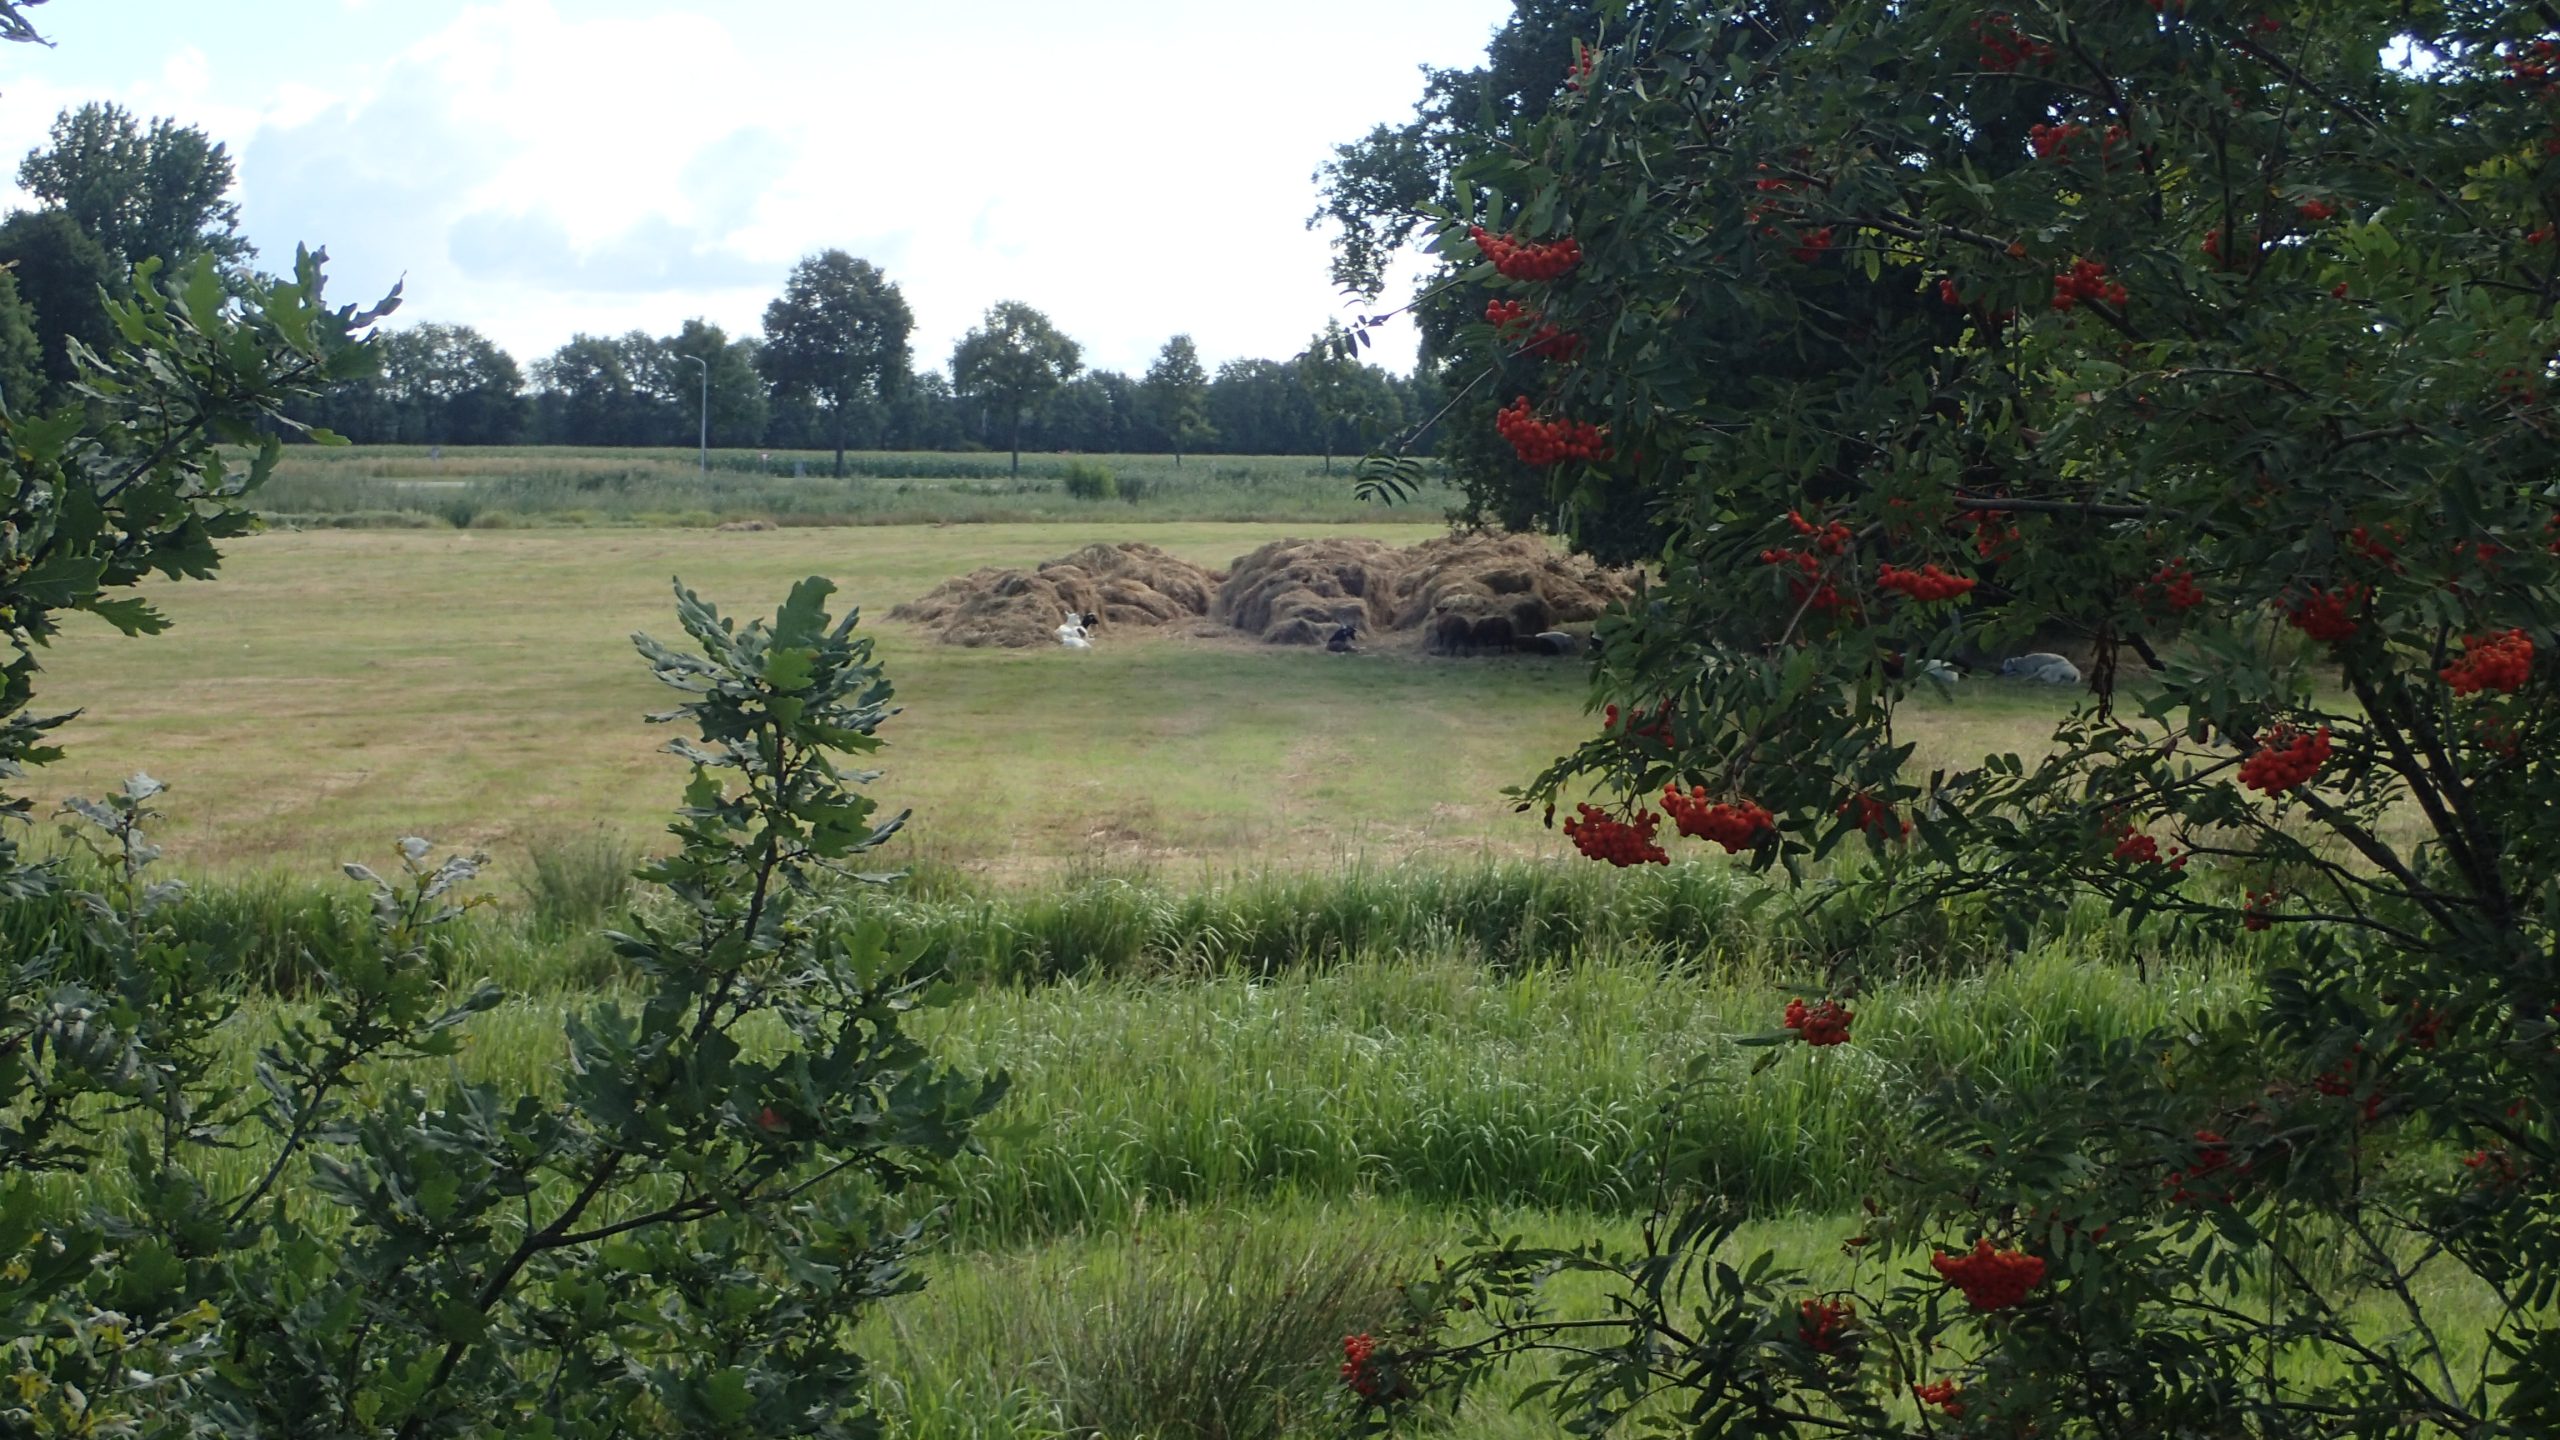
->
[675,353,708,474]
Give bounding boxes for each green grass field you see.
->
[18,491,2324,1439]
[30,521,2075,881]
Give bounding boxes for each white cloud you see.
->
[5,0,1516,377]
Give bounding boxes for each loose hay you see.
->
[898,532,1640,651]
[1217,531,1638,647]
[889,542,1222,647]
[1212,538,1410,643]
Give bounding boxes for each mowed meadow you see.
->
[10,450,2299,1440]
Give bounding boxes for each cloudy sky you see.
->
[0,0,1515,377]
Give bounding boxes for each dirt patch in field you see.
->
[888,541,1222,647]
[1215,531,1639,648]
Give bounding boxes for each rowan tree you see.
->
[1350,2,2560,1434]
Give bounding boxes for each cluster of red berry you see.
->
[2242,888,2280,932]
[1839,792,1910,838]
[1912,1380,1965,1417]
[1662,787,1774,852]
[2403,1003,2446,1051]
[2507,38,2558,94]
[2284,584,2364,643]
[1340,1333,1384,1399]
[1784,997,1855,1046]
[1485,300,1588,361]
[1930,1240,2048,1311]
[1788,509,1852,553]
[1564,42,1596,91]
[2238,725,2332,794]
[1564,803,1669,865]
[2532,225,2556,247]
[1495,396,1613,466]
[2440,628,2534,695]
[1970,13,2054,71]
[1796,1297,1853,1352]
[2027,121,2085,160]
[1759,542,1849,613]
[2345,523,2404,569]
[2313,1051,2384,1123]
[1604,698,1677,745]
[1965,513,2022,561]
[1876,562,1978,602]
[2051,257,2128,310]
[2140,559,2206,612]
[1787,225,1835,263]
[1468,225,1583,281]
[2165,1128,2240,1206]
[2465,1149,2521,1187]
[2297,197,2339,222]
[2110,826,2187,869]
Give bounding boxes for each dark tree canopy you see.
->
[18,101,249,271]
[758,250,912,477]
[950,300,1081,476]
[1141,334,1215,463]
[0,208,116,404]
[0,270,41,412]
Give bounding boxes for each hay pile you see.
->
[889,541,1220,647]
[1215,531,1638,647]
[1388,532,1634,639]
[1211,538,1410,647]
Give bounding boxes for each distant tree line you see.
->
[0,99,1432,471]
[299,278,1433,472]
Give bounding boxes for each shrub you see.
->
[1,580,1003,1435]
[1060,459,1117,500]
[0,263,1001,1433]
[514,822,637,934]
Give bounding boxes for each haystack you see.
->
[890,541,1220,647]
[1215,531,1639,647]
[1213,538,1412,645]
[1388,532,1636,639]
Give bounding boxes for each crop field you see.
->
[251,445,1467,530]
[15,479,2327,1440]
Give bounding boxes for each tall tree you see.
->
[758,251,911,477]
[0,208,115,404]
[1141,335,1216,465]
[1296,321,1381,475]
[664,318,768,453]
[1206,358,1318,455]
[950,301,1081,476]
[373,324,526,446]
[18,102,248,271]
[531,334,641,447]
[0,270,43,416]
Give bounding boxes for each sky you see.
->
[0,0,1517,378]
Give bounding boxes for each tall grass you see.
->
[0,852,2256,1000]
[250,446,1460,529]
[919,943,2248,1242]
